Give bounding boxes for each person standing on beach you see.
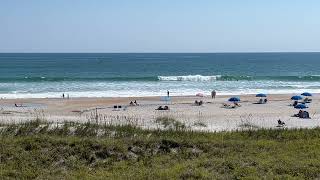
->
[62,93,65,99]
[167,90,170,97]
[211,90,216,99]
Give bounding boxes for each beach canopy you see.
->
[294,104,308,109]
[291,95,303,100]
[228,97,240,102]
[160,96,171,102]
[301,92,312,97]
[256,93,267,97]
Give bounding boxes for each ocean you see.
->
[0,53,320,99]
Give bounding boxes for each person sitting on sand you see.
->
[130,101,135,106]
[303,98,312,103]
[292,101,298,107]
[134,100,139,106]
[14,103,23,107]
[294,110,303,117]
[305,111,310,118]
[234,102,241,107]
[300,111,310,119]
[278,119,285,126]
[155,106,169,110]
[221,103,237,109]
[156,106,163,110]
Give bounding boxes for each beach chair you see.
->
[113,105,123,111]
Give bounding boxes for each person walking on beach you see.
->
[167,90,170,97]
[211,90,216,99]
[62,93,65,99]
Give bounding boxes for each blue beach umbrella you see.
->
[301,92,312,97]
[228,97,240,102]
[294,104,308,109]
[291,95,303,101]
[256,93,267,98]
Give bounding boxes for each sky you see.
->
[1,0,320,53]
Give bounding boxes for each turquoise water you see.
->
[0,53,320,98]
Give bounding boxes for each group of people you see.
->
[194,100,203,106]
[129,100,139,106]
[258,98,268,104]
[294,110,310,119]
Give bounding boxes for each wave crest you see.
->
[158,75,221,81]
[158,75,320,82]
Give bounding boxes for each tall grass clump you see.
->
[155,116,187,131]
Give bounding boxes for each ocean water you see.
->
[1,53,320,99]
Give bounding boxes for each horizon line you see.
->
[1,51,320,54]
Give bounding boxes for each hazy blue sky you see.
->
[1,0,320,52]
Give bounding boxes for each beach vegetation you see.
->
[1,120,320,179]
[155,116,187,130]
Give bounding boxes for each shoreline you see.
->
[1,89,320,100]
[0,92,317,100]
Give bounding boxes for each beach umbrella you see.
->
[294,104,308,109]
[301,92,312,97]
[291,95,303,100]
[228,97,240,102]
[256,93,267,97]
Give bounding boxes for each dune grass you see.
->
[1,120,320,179]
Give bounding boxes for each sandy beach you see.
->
[0,94,318,131]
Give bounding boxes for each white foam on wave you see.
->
[1,79,320,99]
[2,88,320,99]
[158,75,221,81]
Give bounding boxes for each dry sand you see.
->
[0,94,319,131]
